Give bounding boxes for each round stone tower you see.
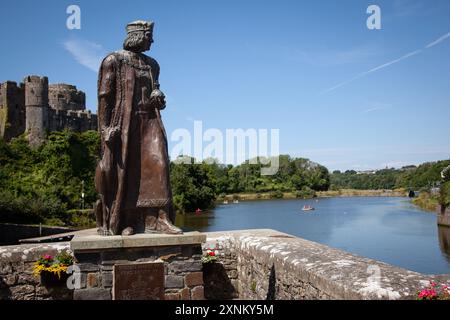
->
[24,75,49,147]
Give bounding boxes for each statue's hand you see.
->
[150,89,166,110]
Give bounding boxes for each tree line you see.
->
[0,132,330,225]
[330,161,450,191]
[0,130,448,227]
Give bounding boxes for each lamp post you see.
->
[81,180,85,210]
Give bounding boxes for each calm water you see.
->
[175,197,450,275]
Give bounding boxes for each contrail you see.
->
[426,32,450,48]
[364,50,422,74]
[321,32,450,94]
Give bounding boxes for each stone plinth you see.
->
[70,231,206,300]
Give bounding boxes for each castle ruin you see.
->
[0,75,97,146]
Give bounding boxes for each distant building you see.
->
[430,187,441,196]
[0,75,97,146]
[356,170,377,175]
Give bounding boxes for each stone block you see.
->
[101,265,114,272]
[102,272,113,288]
[70,232,206,251]
[35,286,73,300]
[155,246,182,258]
[228,269,238,279]
[185,272,203,287]
[0,263,12,275]
[181,246,193,257]
[164,293,180,300]
[12,263,25,274]
[74,288,111,300]
[17,273,39,285]
[101,259,130,266]
[168,261,202,274]
[77,263,99,273]
[191,285,204,300]
[165,275,184,288]
[87,273,99,288]
[10,285,35,300]
[73,252,100,264]
[180,287,190,300]
[4,274,17,286]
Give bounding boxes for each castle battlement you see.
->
[0,75,97,145]
[49,83,86,111]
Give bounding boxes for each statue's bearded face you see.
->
[143,31,153,51]
[123,31,154,53]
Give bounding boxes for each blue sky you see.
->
[1,0,450,171]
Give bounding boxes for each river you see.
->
[175,196,450,275]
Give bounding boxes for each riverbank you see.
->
[411,192,439,213]
[218,188,407,203]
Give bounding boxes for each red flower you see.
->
[208,251,215,257]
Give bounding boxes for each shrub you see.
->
[269,190,284,199]
[439,181,450,208]
[295,186,316,199]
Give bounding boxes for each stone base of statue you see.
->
[70,231,206,300]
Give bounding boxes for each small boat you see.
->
[233,200,239,204]
[223,200,229,204]
[302,205,315,211]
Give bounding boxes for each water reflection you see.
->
[175,211,213,231]
[438,226,450,263]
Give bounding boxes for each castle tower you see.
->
[0,81,26,141]
[24,75,49,147]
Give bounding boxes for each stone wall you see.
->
[49,84,85,111]
[48,108,97,133]
[438,204,450,227]
[1,229,450,300]
[0,242,72,300]
[203,229,450,300]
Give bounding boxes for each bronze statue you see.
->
[95,20,182,236]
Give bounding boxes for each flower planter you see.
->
[40,270,69,287]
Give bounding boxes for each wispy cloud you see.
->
[63,38,106,72]
[321,32,450,94]
[362,104,390,113]
[289,44,380,67]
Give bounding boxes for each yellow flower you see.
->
[32,261,69,279]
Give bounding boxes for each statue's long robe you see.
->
[96,50,172,234]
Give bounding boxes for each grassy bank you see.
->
[218,188,407,203]
[412,192,439,212]
[318,188,407,198]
